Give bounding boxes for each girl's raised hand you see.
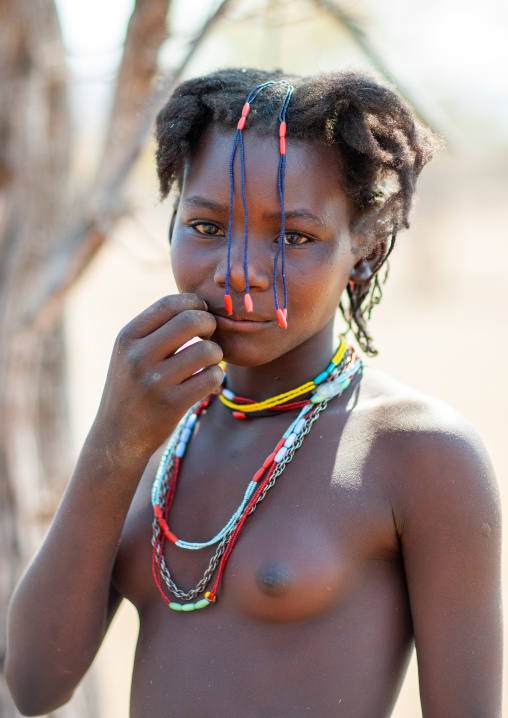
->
[93,293,224,461]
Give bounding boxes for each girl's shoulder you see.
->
[352,366,499,521]
[355,365,486,448]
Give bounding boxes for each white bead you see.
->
[222,389,235,400]
[294,418,306,434]
[284,433,297,448]
[274,446,288,463]
[314,378,345,399]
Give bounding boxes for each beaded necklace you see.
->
[151,343,361,611]
[219,340,348,417]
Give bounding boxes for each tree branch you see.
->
[19,0,234,336]
[95,0,171,191]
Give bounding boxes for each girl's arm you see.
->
[395,404,502,717]
[5,294,223,716]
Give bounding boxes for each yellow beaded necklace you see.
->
[218,339,348,414]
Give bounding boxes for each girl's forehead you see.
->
[182,125,352,224]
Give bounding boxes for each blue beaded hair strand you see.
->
[273,83,293,328]
[224,81,295,328]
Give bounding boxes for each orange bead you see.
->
[279,121,286,137]
[241,102,250,117]
[274,437,286,453]
[160,519,178,543]
[280,137,286,155]
[244,293,253,313]
[276,308,287,328]
[263,452,276,468]
[252,467,266,482]
[166,530,178,544]
[225,294,233,314]
[237,116,246,130]
[232,411,246,419]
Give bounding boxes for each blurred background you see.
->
[1,0,507,716]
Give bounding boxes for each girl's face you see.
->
[171,126,360,366]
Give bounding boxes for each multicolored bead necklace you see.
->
[151,341,361,611]
[225,80,294,328]
[219,341,349,418]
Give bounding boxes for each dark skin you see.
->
[6,128,502,717]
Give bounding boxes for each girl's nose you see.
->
[213,239,271,294]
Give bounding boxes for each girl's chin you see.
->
[212,330,290,368]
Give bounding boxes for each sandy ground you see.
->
[64,152,508,717]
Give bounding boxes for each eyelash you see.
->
[284,232,311,246]
[189,221,224,236]
[188,221,312,246]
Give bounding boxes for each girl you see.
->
[6,69,502,717]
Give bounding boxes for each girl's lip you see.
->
[211,313,275,332]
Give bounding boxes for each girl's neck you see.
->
[224,319,337,402]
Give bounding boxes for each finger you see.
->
[137,309,217,362]
[120,294,208,341]
[173,364,225,409]
[161,339,223,384]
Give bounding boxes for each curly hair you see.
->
[155,68,440,355]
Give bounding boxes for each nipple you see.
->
[255,563,291,596]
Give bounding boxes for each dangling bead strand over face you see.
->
[151,340,362,611]
[224,80,295,328]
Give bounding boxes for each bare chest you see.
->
[114,406,400,622]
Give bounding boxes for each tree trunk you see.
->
[0,0,231,714]
[0,1,98,715]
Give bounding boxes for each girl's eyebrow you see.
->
[182,196,228,213]
[264,208,325,229]
[183,196,324,229]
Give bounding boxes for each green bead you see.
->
[310,393,323,403]
[169,602,183,611]
[182,602,196,611]
[194,599,210,610]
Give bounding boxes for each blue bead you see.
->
[186,413,198,429]
[222,388,235,400]
[314,371,328,385]
[175,441,187,458]
[181,427,192,443]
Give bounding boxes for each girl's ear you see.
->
[168,198,179,244]
[349,241,387,285]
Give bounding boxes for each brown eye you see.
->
[192,222,223,236]
[284,232,310,246]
